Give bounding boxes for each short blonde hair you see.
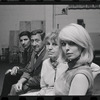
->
[59,23,94,65]
[45,29,60,45]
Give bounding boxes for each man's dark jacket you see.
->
[18,45,33,74]
[20,46,47,89]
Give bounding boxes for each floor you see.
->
[0,62,100,95]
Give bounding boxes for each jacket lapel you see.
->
[31,47,46,72]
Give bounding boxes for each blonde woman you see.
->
[54,23,99,95]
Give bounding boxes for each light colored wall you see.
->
[55,8,100,33]
[54,5,100,50]
[45,5,54,33]
[0,5,100,55]
[0,5,54,55]
[0,5,46,54]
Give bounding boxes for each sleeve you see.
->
[20,52,35,80]
[23,52,35,73]
[17,62,30,74]
[20,61,32,80]
[20,72,30,80]
[25,61,46,88]
[37,60,48,95]
[26,74,41,88]
[40,60,48,88]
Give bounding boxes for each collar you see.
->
[50,58,59,69]
[36,46,46,57]
[24,44,32,52]
[67,56,80,70]
[67,57,90,70]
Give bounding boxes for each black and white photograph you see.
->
[0,4,100,97]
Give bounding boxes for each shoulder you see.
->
[27,45,33,52]
[73,65,93,88]
[72,74,89,88]
[41,58,50,74]
[43,58,50,65]
[43,51,49,61]
[73,73,89,82]
[76,65,93,76]
[70,73,90,95]
[30,45,34,53]
[74,65,93,80]
[58,62,68,70]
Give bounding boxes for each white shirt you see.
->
[40,58,68,95]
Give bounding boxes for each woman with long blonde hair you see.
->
[54,23,97,95]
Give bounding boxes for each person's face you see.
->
[46,39,59,60]
[20,35,30,49]
[31,34,43,52]
[61,40,82,61]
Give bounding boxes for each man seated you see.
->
[1,31,33,96]
[9,29,47,95]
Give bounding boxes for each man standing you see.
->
[1,31,33,96]
[9,29,47,95]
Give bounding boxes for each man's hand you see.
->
[15,82,23,92]
[10,66,19,75]
[15,78,27,92]
[5,69,12,74]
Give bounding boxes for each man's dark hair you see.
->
[31,29,45,41]
[19,31,31,39]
